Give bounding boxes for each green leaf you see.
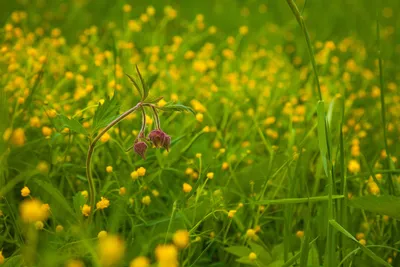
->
[316,101,329,177]
[53,114,87,135]
[72,192,87,216]
[92,94,120,134]
[145,95,164,104]
[136,65,148,100]
[225,246,252,257]
[254,195,344,205]
[329,219,391,267]
[32,179,75,218]
[348,195,400,220]
[158,103,195,115]
[126,73,143,99]
[146,72,159,96]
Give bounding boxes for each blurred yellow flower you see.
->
[98,235,125,267]
[21,186,30,197]
[81,204,91,217]
[155,244,178,267]
[130,256,150,267]
[20,199,49,223]
[173,230,189,249]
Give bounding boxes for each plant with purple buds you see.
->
[85,65,194,217]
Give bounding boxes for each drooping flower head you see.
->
[148,129,171,151]
[134,141,148,159]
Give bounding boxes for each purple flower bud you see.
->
[162,133,171,152]
[148,129,165,148]
[134,141,148,159]
[148,129,171,151]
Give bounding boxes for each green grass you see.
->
[1,0,400,266]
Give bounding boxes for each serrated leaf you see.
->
[225,246,252,257]
[146,73,159,94]
[92,94,120,134]
[126,73,143,98]
[145,95,164,104]
[158,103,195,115]
[53,114,87,135]
[136,65,148,100]
[348,195,400,220]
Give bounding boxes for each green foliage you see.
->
[348,195,400,220]
[53,114,87,135]
[92,94,120,134]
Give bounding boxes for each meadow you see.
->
[1,0,400,266]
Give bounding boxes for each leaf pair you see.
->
[126,65,159,102]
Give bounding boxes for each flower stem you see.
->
[86,102,142,216]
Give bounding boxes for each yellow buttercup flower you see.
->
[21,186,30,197]
[155,244,178,267]
[96,197,110,210]
[20,199,50,223]
[98,235,125,267]
[130,256,150,267]
[81,204,91,217]
[173,230,189,249]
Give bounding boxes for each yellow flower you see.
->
[21,186,30,197]
[239,25,249,35]
[119,187,126,196]
[206,172,214,179]
[81,190,88,198]
[228,210,236,218]
[137,167,146,177]
[348,159,360,173]
[142,195,151,205]
[100,132,110,143]
[222,162,229,170]
[65,259,85,267]
[196,113,203,122]
[106,166,113,173]
[20,199,50,223]
[146,6,156,16]
[155,244,178,267]
[123,4,132,13]
[98,235,125,267]
[0,250,4,264]
[164,6,177,20]
[131,171,139,180]
[11,128,26,146]
[37,161,49,173]
[42,126,52,137]
[96,197,110,210]
[173,230,189,249]
[296,230,304,238]
[35,221,44,230]
[183,183,192,193]
[81,204,91,217]
[248,252,257,261]
[56,225,64,233]
[246,229,256,238]
[130,256,150,267]
[359,239,366,246]
[98,230,108,239]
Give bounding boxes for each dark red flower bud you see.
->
[134,141,148,159]
[148,129,171,151]
[162,133,171,152]
[148,129,165,148]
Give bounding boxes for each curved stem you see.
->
[86,102,142,216]
[139,106,146,138]
[151,105,161,130]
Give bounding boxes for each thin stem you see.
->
[86,102,142,215]
[139,106,146,137]
[151,105,161,130]
[376,17,394,195]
